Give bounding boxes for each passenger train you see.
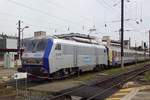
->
[18,36,149,78]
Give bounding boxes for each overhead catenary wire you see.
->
[95,0,120,16]
[0,11,73,32]
[6,0,122,35]
[95,0,121,31]
[0,16,58,35]
[0,12,58,29]
[101,0,144,41]
[0,11,91,35]
[101,0,120,13]
[0,16,87,36]
[7,0,80,25]
[101,0,136,25]
[6,0,93,33]
[44,0,91,22]
[0,0,146,40]
[124,1,144,33]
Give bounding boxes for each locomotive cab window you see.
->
[36,39,48,51]
[55,44,61,50]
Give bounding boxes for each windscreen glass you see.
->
[23,39,37,52]
[35,39,48,51]
[23,39,48,52]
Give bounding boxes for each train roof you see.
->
[28,36,106,49]
[53,38,106,49]
[110,46,148,54]
[34,36,106,49]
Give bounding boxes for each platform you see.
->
[106,85,150,100]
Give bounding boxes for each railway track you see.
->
[47,64,150,100]
[5,61,149,88]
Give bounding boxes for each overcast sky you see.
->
[0,0,149,46]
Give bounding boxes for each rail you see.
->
[47,64,150,100]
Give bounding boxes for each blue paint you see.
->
[83,56,92,64]
[43,39,53,73]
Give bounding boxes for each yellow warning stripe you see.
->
[106,98,120,100]
[113,92,128,96]
[119,88,133,92]
[106,88,134,100]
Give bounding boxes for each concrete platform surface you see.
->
[106,87,139,100]
[107,85,150,100]
[131,85,150,100]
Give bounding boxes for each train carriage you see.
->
[108,46,149,66]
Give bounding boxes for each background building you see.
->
[0,34,18,66]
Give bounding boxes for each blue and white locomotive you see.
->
[20,36,108,78]
[19,35,149,78]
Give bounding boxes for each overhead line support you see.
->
[121,0,124,69]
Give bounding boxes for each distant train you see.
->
[18,36,149,78]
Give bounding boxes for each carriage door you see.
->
[95,47,99,65]
[73,46,77,67]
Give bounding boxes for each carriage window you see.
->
[55,44,61,50]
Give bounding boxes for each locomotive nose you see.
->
[19,64,48,76]
[22,58,43,65]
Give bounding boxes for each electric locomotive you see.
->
[19,36,149,79]
[19,36,108,78]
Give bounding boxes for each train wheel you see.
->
[53,70,65,80]
[100,64,105,70]
[94,66,99,72]
[75,68,82,77]
[103,64,107,69]
[94,65,101,72]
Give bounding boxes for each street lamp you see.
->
[21,26,29,49]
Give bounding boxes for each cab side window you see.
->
[55,44,61,50]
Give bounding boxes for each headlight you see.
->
[40,67,48,74]
[22,58,43,65]
[35,59,43,65]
